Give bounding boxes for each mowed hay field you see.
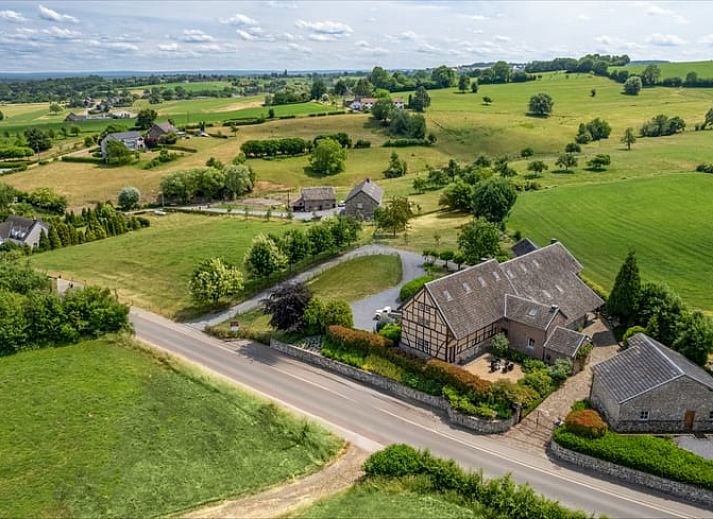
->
[0,336,341,518]
[31,213,306,316]
[510,173,713,312]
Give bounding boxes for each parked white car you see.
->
[374,306,392,320]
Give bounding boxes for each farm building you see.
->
[64,112,87,122]
[291,187,337,212]
[590,333,713,433]
[0,215,49,249]
[400,241,602,364]
[146,122,180,145]
[345,97,405,111]
[343,178,383,220]
[100,131,145,157]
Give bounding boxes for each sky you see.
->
[0,1,712,73]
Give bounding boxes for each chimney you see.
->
[550,238,558,244]
[365,177,371,183]
[551,304,558,312]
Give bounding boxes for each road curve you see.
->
[130,308,711,519]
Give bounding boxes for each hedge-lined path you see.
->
[185,444,368,519]
[502,318,619,452]
[186,244,424,331]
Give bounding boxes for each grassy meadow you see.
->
[0,335,341,518]
[307,254,402,301]
[509,173,713,312]
[611,60,713,78]
[30,212,308,316]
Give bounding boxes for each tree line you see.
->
[0,261,129,356]
[160,157,255,204]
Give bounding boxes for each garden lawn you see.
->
[307,254,402,302]
[509,173,713,312]
[0,335,341,518]
[30,212,307,317]
[293,477,484,519]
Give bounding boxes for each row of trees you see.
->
[612,65,713,90]
[524,54,631,74]
[240,137,311,158]
[0,261,129,355]
[160,160,255,203]
[607,251,713,366]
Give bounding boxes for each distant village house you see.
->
[100,131,145,157]
[146,122,180,146]
[0,215,49,249]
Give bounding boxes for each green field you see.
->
[0,335,341,518]
[510,173,713,312]
[294,478,484,519]
[30,213,307,317]
[611,60,713,79]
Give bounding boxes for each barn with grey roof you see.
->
[400,240,602,365]
[590,333,713,433]
[343,178,383,220]
[291,187,336,212]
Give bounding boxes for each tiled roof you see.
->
[152,122,178,133]
[104,131,143,141]
[425,260,515,339]
[299,186,336,201]
[345,179,383,204]
[544,326,588,358]
[511,237,539,257]
[0,215,48,242]
[505,294,562,330]
[592,333,713,403]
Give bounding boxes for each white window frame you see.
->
[709,410,713,422]
[639,410,649,421]
[527,337,535,350]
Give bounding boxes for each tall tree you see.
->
[310,79,327,100]
[189,257,244,305]
[458,75,470,93]
[528,93,554,117]
[673,311,713,366]
[309,138,346,176]
[431,65,456,88]
[263,282,312,331]
[623,76,642,96]
[244,234,288,279]
[410,86,431,112]
[621,127,636,151]
[606,250,641,326]
[471,177,517,223]
[135,109,158,130]
[641,64,661,87]
[457,220,500,264]
[375,197,413,236]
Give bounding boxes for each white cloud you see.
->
[295,20,353,41]
[645,4,688,23]
[158,42,180,52]
[699,34,713,45]
[38,4,78,24]
[220,13,259,27]
[87,39,139,51]
[416,42,440,54]
[181,29,215,42]
[354,40,388,56]
[494,35,511,42]
[577,14,591,21]
[0,10,27,23]
[42,26,81,40]
[397,30,418,41]
[646,33,686,46]
[594,35,616,46]
[236,26,273,41]
[286,42,311,54]
[470,15,488,21]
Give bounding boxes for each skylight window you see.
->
[492,271,501,281]
[443,290,453,301]
[520,264,528,273]
[533,259,541,268]
[477,276,486,287]
[527,308,538,317]
[463,282,472,293]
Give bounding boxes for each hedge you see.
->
[364,445,590,519]
[61,156,104,164]
[164,144,198,153]
[553,428,713,491]
[383,138,431,147]
[399,274,436,302]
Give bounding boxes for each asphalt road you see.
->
[131,308,712,519]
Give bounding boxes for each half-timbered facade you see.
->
[401,241,603,364]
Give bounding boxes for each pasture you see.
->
[31,212,307,317]
[509,173,713,312]
[611,60,713,79]
[0,335,341,518]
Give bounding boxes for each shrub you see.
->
[520,147,534,157]
[61,156,103,164]
[354,139,371,148]
[378,324,402,343]
[383,138,431,147]
[521,369,553,396]
[443,385,478,415]
[548,358,573,384]
[490,333,510,357]
[423,358,491,398]
[696,163,713,173]
[326,325,392,353]
[363,444,423,478]
[564,409,608,438]
[622,325,647,346]
[399,275,435,302]
[565,142,581,153]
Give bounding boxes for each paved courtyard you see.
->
[463,353,524,383]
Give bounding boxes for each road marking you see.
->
[376,407,689,518]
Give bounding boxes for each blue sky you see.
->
[0,1,711,72]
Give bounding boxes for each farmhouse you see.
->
[393,97,405,109]
[291,187,337,212]
[64,112,87,122]
[0,215,49,249]
[100,131,145,157]
[346,97,405,112]
[400,241,603,364]
[590,333,713,433]
[146,121,179,145]
[343,178,383,220]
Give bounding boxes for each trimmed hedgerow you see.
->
[564,409,608,439]
[553,428,713,491]
[399,274,436,302]
[364,445,590,518]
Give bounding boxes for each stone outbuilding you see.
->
[291,187,336,212]
[590,333,713,433]
[343,178,383,220]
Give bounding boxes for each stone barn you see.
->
[343,178,383,220]
[590,333,713,433]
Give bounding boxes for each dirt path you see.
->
[183,444,368,519]
[502,318,619,452]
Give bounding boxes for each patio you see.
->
[463,353,525,383]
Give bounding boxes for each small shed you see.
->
[291,187,337,212]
